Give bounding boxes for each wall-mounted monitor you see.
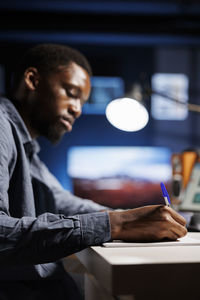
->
[67,146,172,209]
[151,73,189,120]
[82,76,124,114]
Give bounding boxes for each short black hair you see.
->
[11,43,92,94]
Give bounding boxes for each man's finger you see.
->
[164,206,187,226]
[169,217,188,239]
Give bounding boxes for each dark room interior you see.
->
[0,0,200,199]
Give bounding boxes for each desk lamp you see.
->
[106,87,200,132]
[105,97,149,132]
[105,83,149,132]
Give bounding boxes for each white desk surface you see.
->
[76,232,200,299]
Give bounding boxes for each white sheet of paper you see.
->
[103,235,200,248]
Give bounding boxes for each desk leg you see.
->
[84,274,135,300]
[85,274,115,300]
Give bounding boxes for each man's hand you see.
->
[109,205,187,242]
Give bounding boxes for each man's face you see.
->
[27,62,91,143]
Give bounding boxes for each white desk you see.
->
[76,232,200,300]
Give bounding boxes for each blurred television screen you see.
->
[67,146,172,209]
[82,76,124,114]
[88,76,124,105]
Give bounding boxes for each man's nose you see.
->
[68,99,82,118]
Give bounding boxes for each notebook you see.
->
[103,235,200,248]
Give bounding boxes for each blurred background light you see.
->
[105,97,149,132]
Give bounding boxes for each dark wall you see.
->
[1,0,200,190]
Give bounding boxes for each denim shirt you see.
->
[0,97,111,280]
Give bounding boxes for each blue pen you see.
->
[160,182,171,206]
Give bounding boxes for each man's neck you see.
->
[12,99,38,139]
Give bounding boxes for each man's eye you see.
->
[67,90,76,98]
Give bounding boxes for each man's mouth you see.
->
[59,116,73,131]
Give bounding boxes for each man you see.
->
[0,44,187,299]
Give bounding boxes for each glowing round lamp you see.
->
[105,97,149,132]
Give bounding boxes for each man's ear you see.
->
[24,67,39,91]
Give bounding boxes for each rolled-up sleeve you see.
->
[0,211,111,266]
[80,211,111,246]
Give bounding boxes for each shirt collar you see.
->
[0,97,40,154]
